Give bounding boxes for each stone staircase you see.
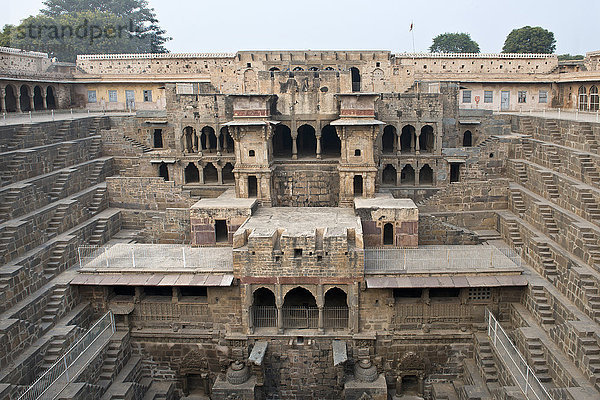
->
[513,161,528,183]
[89,136,102,158]
[537,243,559,283]
[521,334,552,383]
[580,276,600,321]
[474,333,499,385]
[46,204,70,236]
[580,189,600,222]
[89,218,109,246]
[0,188,19,222]
[0,153,26,186]
[520,117,535,135]
[44,241,70,279]
[504,219,524,248]
[123,135,152,153]
[545,120,561,143]
[530,285,555,325]
[51,121,70,142]
[540,172,560,199]
[579,154,600,187]
[89,186,107,215]
[6,126,30,151]
[581,125,599,152]
[543,144,562,170]
[52,144,70,171]
[537,203,560,236]
[89,160,107,185]
[40,285,69,331]
[509,187,527,215]
[48,170,71,201]
[522,139,534,158]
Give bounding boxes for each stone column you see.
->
[292,135,298,160]
[316,135,322,159]
[0,87,5,113]
[317,284,324,333]
[216,126,222,153]
[217,165,223,184]
[198,162,205,184]
[42,91,47,109]
[415,126,420,154]
[223,131,229,152]
[410,130,415,153]
[276,285,284,334]
[244,285,254,334]
[16,91,21,113]
[415,165,420,187]
[29,85,35,111]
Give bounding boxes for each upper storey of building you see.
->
[0,46,76,80]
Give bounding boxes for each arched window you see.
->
[252,288,276,328]
[182,126,197,153]
[324,66,335,71]
[324,288,348,329]
[219,127,234,153]
[222,163,234,184]
[320,125,341,157]
[350,67,361,92]
[269,67,280,72]
[382,164,397,185]
[282,287,318,329]
[401,164,415,185]
[297,124,316,157]
[419,164,433,185]
[158,162,169,181]
[292,66,304,71]
[463,130,472,147]
[203,163,218,183]
[419,125,434,152]
[4,85,17,112]
[353,175,363,197]
[590,86,599,111]
[400,125,415,153]
[33,86,44,110]
[20,85,31,112]
[382,125,396,153]
[272,124,292,157]
[200,126,217,152]
[308,66,319,71]
[46,86,56,109]
[578,86,588,111]
[383,223,394,245]
[184,163,199,183]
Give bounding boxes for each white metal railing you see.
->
[364,245,521,273]
[18,311,115,400]
[396,52,556,59]
[485,308,553,400]
[77,52,235,60]
[77,244,233,272]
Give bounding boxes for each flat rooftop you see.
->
[239,207,361,237]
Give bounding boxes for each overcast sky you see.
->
[3,0,598,55]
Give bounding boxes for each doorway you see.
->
[501,91,510,111]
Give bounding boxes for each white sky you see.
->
[3,0,598,55]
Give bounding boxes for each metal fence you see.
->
[252,306,277,328]
[323,307,349,329]
[282,307,319,329]
[18,311,115,400]
[133,301,209,323]
[78,244,233,272]
[485,309,553,400]
[365,245,521,273]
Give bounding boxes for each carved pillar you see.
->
[275,285,284,334]
[198,162,205,184]
[15,91,21,113]
[29,85,34,111]
[415,163,420,187]
[292,134,298,160]
[0,87,5,113]
[316,135,322,159]
[216,126,222,152]
[217,165,223,184]
[245,285,254,334]
[317,284,324,332]
[415,126,420,154]
[42,91,47,109]
[410,130,415,153]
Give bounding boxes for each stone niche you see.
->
[190,190,257,246]
[337,93,378,118]
[354,194,418,247]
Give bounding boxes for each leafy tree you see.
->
[558,54,584,61]
[502,26,556,54]
[3,0,170,62]
[429,33,480,53]
[0,24,15,46]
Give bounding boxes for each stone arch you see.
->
[46,86,57,109]
[297,124,316,157]
[272,124,292,157]
[33,86,44,110]
[253,287,276,306]
[182,126,197,153]
[283,286,317,307]
[400,125,415,153]
[200,126,217,152]
[383,222,394,245]
[219,127,234,153]
[372,68,385,92]
[184,162,199,183]
[463,130,472,147]
[4,84,17,112]
[590,86,599,111]
[308,66,319,71]
[382,125,397,153]
[382,164,397,185]
[222,162,234,184]
[269,67,280,72]
[203,162,218,183]
[419,164,433,185]
[324,287,348,307]
[19,85,31,112]
[400,164,415,185]
[419,125,434,153]
[292,66,304,71]
[320,124,340,157]
[243,69,258,93]
[399,351,426,371]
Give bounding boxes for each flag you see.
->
[409,22,413,32]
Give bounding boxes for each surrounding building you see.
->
[1,46,600,400]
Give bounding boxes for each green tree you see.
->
[557,54,584,61]
[502,26,556,54]
[0,24,15,46]
[429,33,480,53]
[3,0,170,62]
